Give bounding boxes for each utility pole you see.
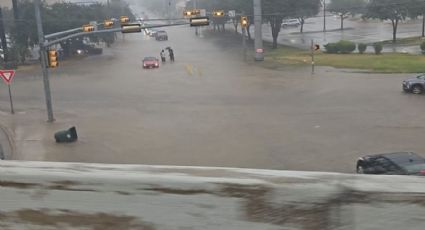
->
[323,0,326,32]
[253,0,264,61]
[12,0,19,20]
[34,0,54,122]
[0,8,9,64]
[242,27,247,61]
[194,0,198,36]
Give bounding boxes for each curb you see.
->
[0,124,15,160]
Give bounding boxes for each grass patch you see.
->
[378,36,425,46]
[266,46,425,73]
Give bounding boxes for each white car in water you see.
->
[281,19,300,28]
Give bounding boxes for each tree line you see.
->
[1,0,135,65]
[183,0,425,48]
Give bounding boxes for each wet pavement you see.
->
[0,15,425,173]
[258,15,425,53]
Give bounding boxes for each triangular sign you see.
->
[0,70,16,85]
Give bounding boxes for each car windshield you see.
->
[417,74,425,80]
[144,57,156,61]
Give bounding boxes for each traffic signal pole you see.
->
[242,27,247,61]
[34,0,54,122]
[311,40,315,75]
[253,0,264,61]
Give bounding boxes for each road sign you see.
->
[190,17,210,27]
[0,69,15,114]
[0,70,15,85]
[121,23,141,33]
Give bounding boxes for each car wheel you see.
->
[412,85,423,94]
[356,166,364,174]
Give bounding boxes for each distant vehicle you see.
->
[402,74,425,94]
[145,28,157,37]
[72,44,102,56]
[142,57,159,69]
[155,31,168,41]
[150,30,159,37]
[356,152,425,175]
[281,19,300,28]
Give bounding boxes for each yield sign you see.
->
[0,70,16,85]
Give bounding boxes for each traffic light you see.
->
[47,49,58,68]
[104,19,114,28]
[190,17,210,27]
[184,9,200,17]
[82,24,94,32]
[120,16,129,24]
[191,9,201,16]
[213,10,225,17]
[183,10,192,17]
[121,23,142,33]
[240,16,248,28]
[314,44,320,51]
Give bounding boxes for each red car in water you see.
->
[142,57,159,69]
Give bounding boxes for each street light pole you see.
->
[34,0,54,122]
[194,0,198,36]
[323,0,326,32]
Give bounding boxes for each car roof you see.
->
[143,57,157,60]
[367,152,425,165]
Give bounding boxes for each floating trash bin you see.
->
[55,126,78,143]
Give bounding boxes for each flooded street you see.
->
[1,24,425,173]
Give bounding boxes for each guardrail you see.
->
[1,161,425,229]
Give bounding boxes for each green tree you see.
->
[184,0,254,38]
[6,0,133,63]
[7,0,38,64]
[263,0,289,48]
[291,0,321,33]
[365,0,409,43]
[328,0,366,30]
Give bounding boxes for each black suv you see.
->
[155,31,168,41]
[402,74,425,94]
[356,152,425,175]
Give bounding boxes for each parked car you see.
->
[142,57,159,69]
[403,74,425,94]
[281,19,300,28]
[155,31,168,41]
[356,152,425,175]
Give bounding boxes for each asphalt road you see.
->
[1,21,425,173]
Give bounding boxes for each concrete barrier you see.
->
[1,161,425,229]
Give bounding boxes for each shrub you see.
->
[324,43,339,54]
[420,41,425,54]
[358,43,367,54]
[373,43,383,55]
[337,40,356,54]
